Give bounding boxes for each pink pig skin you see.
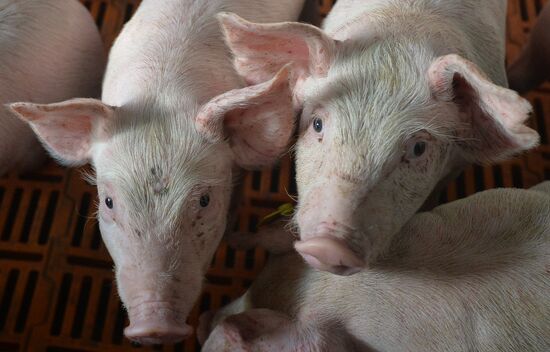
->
[0,0,105,175]
[218,0,540,275]
[508,2,550,93]
[7,0,307,345]
[202,182,550,352]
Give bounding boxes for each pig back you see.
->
[101,0,305,107]
[323,0,508,86]
[332,186,550,351]
[0,0,105,173]
[244,186,549,351]
[0,0,104,104]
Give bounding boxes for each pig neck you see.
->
[324,0,507,86]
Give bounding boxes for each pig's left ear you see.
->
[428,54,539,163]
[202,309,293,350]
[196,66,295,169]
[7,98,114,166]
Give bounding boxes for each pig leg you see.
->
[508,2,550,93]
[226,219,297,254]
[202,309,353,352]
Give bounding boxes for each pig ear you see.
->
[7,98,114,166]
[196,66,295,169]
[218,12,337,85]
[428,54,539,163]
[204,309,293,349]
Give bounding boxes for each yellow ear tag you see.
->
[257,203,295,228]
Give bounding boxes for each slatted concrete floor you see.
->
[0,0,549,351]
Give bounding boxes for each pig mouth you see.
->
[124,302,193,345]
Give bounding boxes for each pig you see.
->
[216,0,541,275]
[0,0,104,175]
[201,182,550,352]
[7,0,308,345]
[508,2,550,93]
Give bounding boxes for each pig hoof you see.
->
[124,322,193,345]
[295,236,365,276]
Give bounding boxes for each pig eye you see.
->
[105,197,113,209]
[199,194,210,207]
[405,138,429,161]
[312,117,323,133]
[413,141,426,157]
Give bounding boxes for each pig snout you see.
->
[294,236,365,276]
[124,303,193,345]
[296,182,368,275]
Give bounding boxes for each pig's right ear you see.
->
[7,98,114,166]
[217,12,337,85]
[196,66,295,169]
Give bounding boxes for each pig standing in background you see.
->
[202,183,550,351]
[508,2,550,93]
[9,0,307,345]
[218,0,539,275]
[0,0,104,175]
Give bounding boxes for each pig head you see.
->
[7,67,295,343]
[218,14,539,275]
